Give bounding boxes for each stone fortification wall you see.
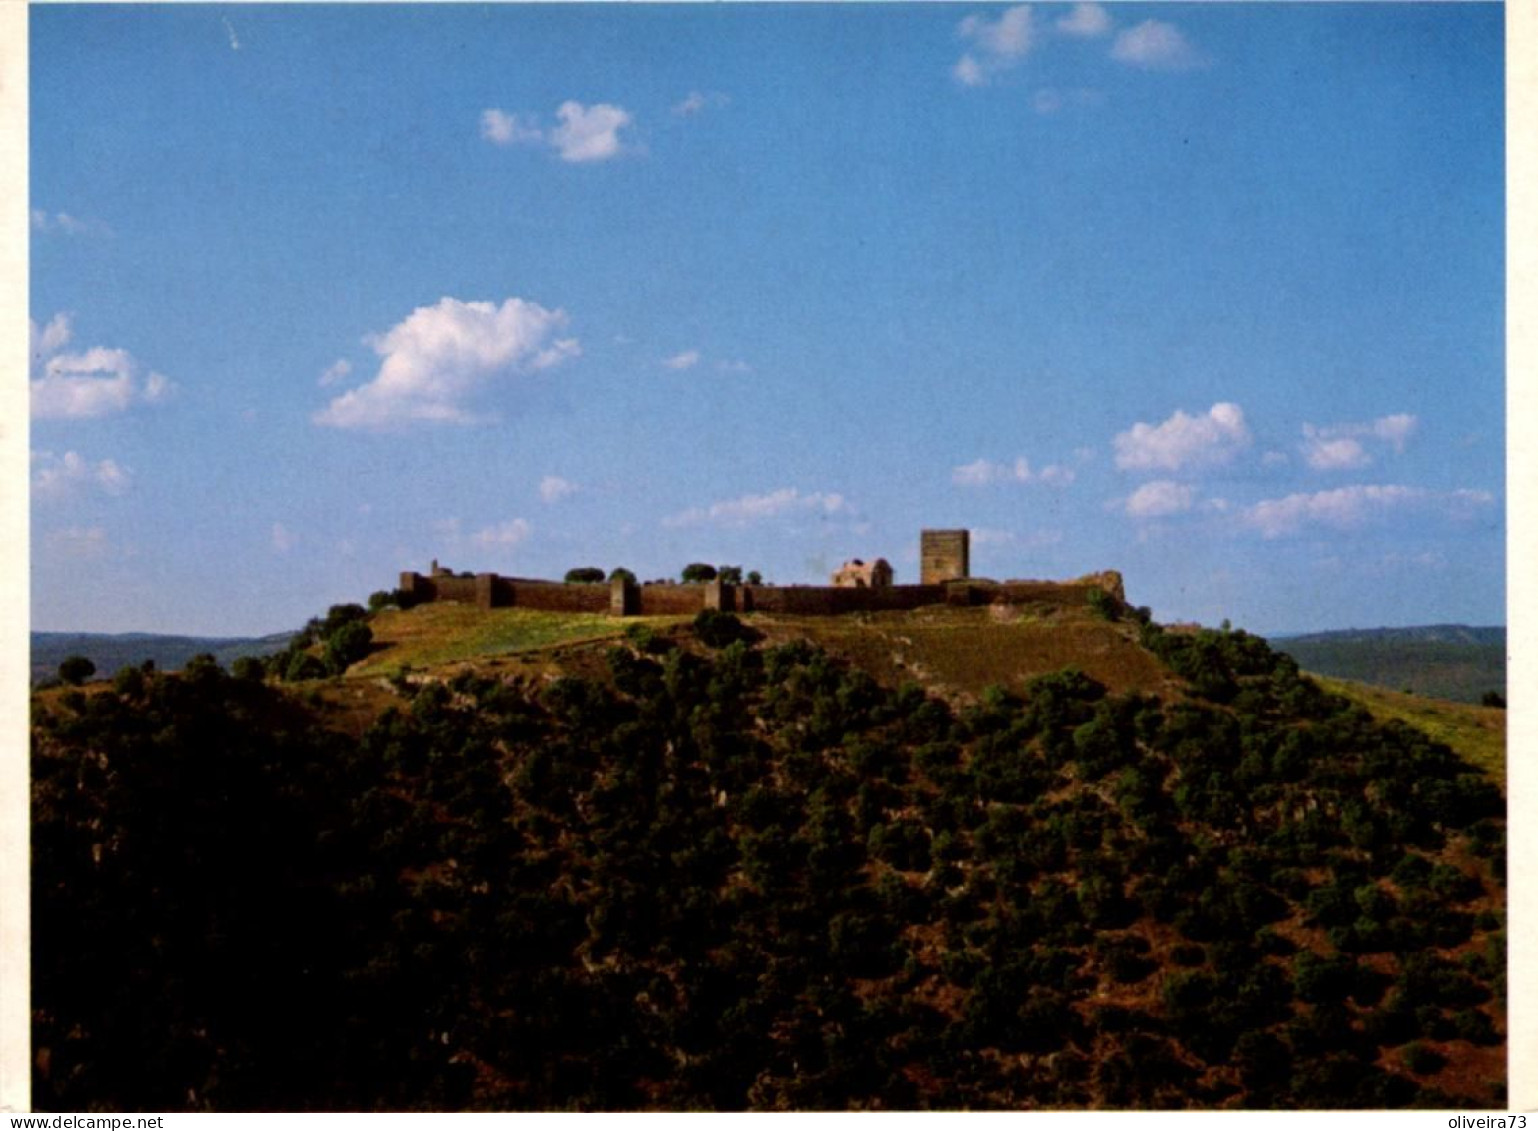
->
[400,571,611,613]
[493,579,610,614]
[635,584,711,616]
[400,566,1126,618]
[741,584,945,616]
[399,573,483,605]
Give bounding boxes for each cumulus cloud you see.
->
[673,90,729,117]
[481,101,635,162]
[1113,403,1250,472]
[480,108,543,147]
[1111,19,1202,70]
[1241,485,1494,539]
[313,296,581,430]
[1124,479,1195,518]
[663,487,849,529]
[318,358,353,388]
[663,349,701,371]
[30,314,175,420]
[1373,413,1417,452]
[952,456,1076,487]
[32,450,132,500]
[472,518,532,548]
[551,101,635,163]
[1031,87,1105,116]
[954,4,1035,86]
[1056,3,1112,38]
[1301,414,1419,470]
[539,475,579,504]
[32,210,104,237]
[1301,433,1370,471]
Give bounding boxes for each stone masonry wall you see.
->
[399,565,1124,619]
[920,529,970,585]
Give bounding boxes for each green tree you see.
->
[325,621,374,674]
[231,656,267,682]
[112,664,146,699]
[58,655,96,686]
[284,651,328,682]
[717,565,743,585]
[608,567,637,584]
[681,562,718,582]
[564,567,606,584]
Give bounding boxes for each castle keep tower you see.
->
[920,529,970,584]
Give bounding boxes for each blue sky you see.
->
[28,2,1505,637]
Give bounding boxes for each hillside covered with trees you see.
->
[31,607,1505,1110]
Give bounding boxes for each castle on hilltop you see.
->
[398,528,1123,618]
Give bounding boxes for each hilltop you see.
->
[31,596,1506,1111]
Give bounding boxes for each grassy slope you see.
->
[1276,636,1505,705]
[748,604,1176,703]
[352,603,691,676]
[343,605,1506,791]
[1314,675,1507,788]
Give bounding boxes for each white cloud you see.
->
[32,210,105,237]
[1301,433,1370,471]
[953,456,1075,487]
[272,522,297,554]
[953,457,1031,486]
[1113,403,1250,472]
[551,101,634,163]
[960,5,1034,59]
[954,4,1034,86]
[953,55,987,88]
[481,102,635,162]
[673,90,729,117]
[30,314,175,420]
[472,518,532,548]
[663,349,701,371]
[318,358,353,388]
[539,475,579,504]
[1373,413,1417,452]
[1111,19,1202,71]
[1124,479,1195,518]
[480,108,543,147]
[1056,3,1112,38]
[662,487,849,529]
[314,296,581,430]
[1031,87,1106,116]
[1300,414,1419,470]
[32,450,132,500]
[1241,484,1495,539]
[717,358,753,374]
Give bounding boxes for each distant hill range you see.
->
[31,631,294,685]
[1271,624,1505,704]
